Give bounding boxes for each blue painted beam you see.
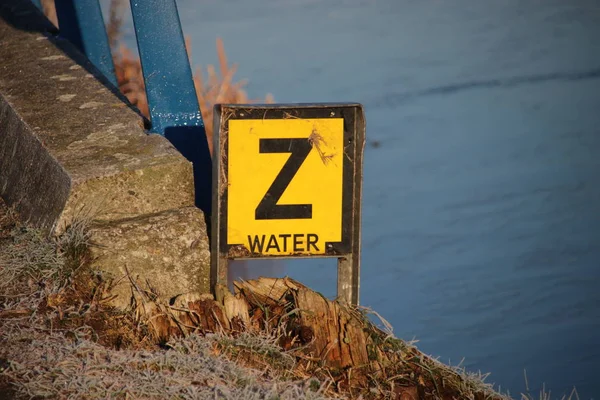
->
[30,0,42,10]
[129,0,204,135]
[54,0,117,86]
[129,0,212,215]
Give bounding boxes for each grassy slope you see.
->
[0,199,331,399]
[0,199,515,400]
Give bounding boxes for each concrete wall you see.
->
[0,1,211,307]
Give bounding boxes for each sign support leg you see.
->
[211,104,365,308]
[211,256,229,302]
[337,254,360,306]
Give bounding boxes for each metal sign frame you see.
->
[211,103,365,305]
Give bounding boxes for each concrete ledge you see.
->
[0,95,71,229]
[0,1,194,231]
[90,207,211,309]
[0,1,212,306]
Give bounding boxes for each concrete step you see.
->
[0,1,195,232]
[0,1,212,307]
[89,206,211,309]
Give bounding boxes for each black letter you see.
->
[279,234,291,252]
[307,233,319,252]
[293,234,304,252]
[247,235,265,253]
[265,234,281,253]
[256,138,312,220]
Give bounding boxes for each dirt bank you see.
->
[0,198,509,399]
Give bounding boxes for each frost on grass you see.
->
[1,200,543,399]
[0,207,91,312]
[0,202,332,399]
[0,225,63,310]
[1,329,329,400]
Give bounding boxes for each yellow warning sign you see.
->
[227,118,344,256]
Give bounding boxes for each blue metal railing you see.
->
[32,0,212,214]
[54,0,117,87]
[130,0,204,135]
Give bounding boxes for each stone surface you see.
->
[0,1,213,306]
[89,207,211,309]
[0,1,194,231]
[0,96,71,229]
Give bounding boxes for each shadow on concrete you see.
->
[165,126,213,218]
[0,0,149,126]
[0,0,56,34]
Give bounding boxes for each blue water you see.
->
[114,0,600,397]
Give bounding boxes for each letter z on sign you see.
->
[227,118,344,256]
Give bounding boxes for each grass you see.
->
[519,370,580,400]
[0,199,332,399]
[1,330,330,399]
[0,201,584,400]
[0,204,89,313]
[520,385,580,400]
[1,199,506,400]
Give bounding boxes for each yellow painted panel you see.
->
[227,118,344,255]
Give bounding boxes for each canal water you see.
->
[116,0,600,397]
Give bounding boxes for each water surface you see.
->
[118,1,600,397]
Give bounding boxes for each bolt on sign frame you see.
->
[211,103,366,305]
